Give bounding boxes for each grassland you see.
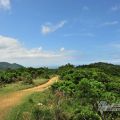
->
[5,90,51,120]
[0,78,48,96]
[0,77,58,120]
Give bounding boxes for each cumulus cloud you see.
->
[0,0,11,10]
[0,35,75,66]
[41,20,67,35]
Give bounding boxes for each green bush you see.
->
[71,106,101,120]
[32,106,53,120]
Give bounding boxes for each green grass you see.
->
[5,89,74,120]
[6,90,53,120]
[0,78,49,96]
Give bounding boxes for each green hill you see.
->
[0,62,24,70]
[78,62,120,76]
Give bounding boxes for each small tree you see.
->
[22,72,33,84]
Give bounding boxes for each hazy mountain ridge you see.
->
[0,62,24,70]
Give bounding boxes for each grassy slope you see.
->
[0,76,58,120]
[6,89,75,120]
[6,90,51,120]
[0,78,48,96]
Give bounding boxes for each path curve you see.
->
[0,76,58,120]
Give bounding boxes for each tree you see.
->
[22,72,33,84]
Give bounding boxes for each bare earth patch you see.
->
[0,76,58,120]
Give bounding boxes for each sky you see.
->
[0,0,120,67]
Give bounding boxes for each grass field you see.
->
[5,90,52,120]
[5,89,74,120]
[0,78,49,96]
[0,77,58,120]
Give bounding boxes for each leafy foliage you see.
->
[51,62,120,120]
[3,62,120,120]
[0,67,56,86]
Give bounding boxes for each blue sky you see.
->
[0,0,120,67]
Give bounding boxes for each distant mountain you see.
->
[0,62,24,70]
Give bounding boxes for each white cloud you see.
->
[0,35,75,66]
[113,44,120,48]
[60,47,65,52]
[82,6,89,11]
[0,0,11,10]
[101,21,119,26]
[110,43,120,49]
[111,5,120,11]
[80,33,95,37]
[64,33,95,37]
[41,20,67,35]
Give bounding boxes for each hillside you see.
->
[77,62,120,76]
[0,62,119,120]
[0,62,24,70]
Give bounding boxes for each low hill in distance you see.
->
[77,62,120,76]
[0,62,24,70]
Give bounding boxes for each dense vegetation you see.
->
[6,62,120,120]
[0,67,56,87]
[51,63,120,120]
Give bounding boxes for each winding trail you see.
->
[0,76,58,120]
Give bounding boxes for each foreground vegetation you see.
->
[4,62,120,120]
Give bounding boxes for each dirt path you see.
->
[0,76,58,120]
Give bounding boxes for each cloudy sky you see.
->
[0,0,120,67]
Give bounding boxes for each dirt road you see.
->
[0,76,58,120]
